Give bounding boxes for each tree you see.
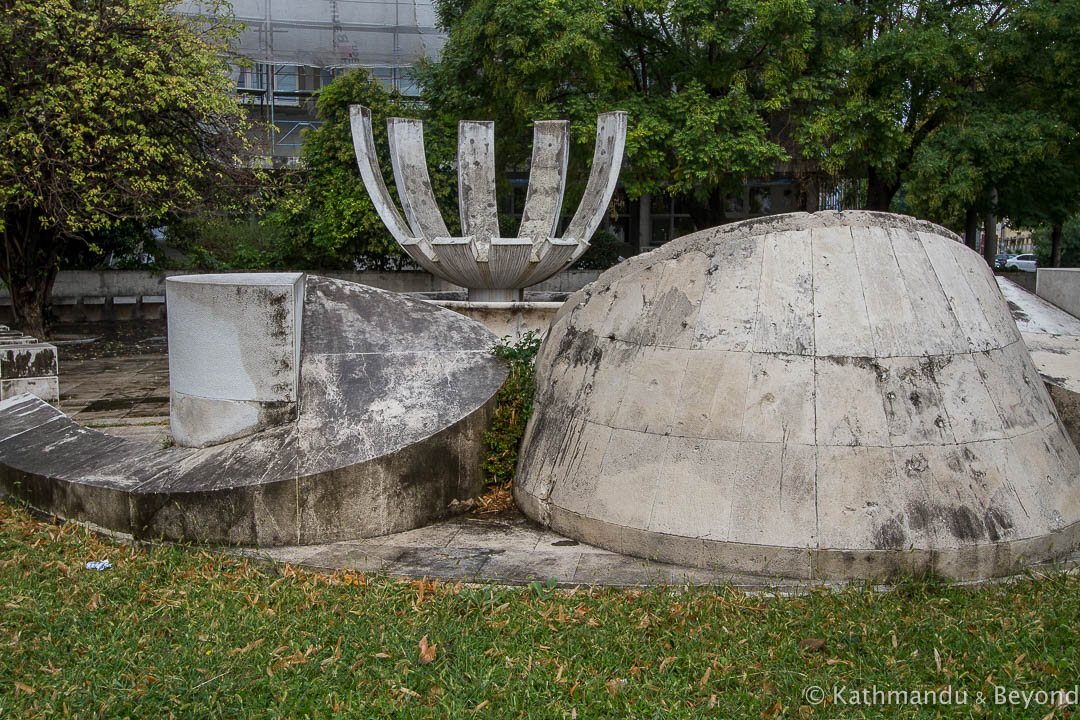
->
[0,0,251,337]
[901,0,1080,264]
[796,0,1014,211]
[418,0,816,229]
[269,68,459,269]
[1034,214,1080,268]
[994,0,1080,267]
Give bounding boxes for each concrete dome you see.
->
[514,211,1080,581]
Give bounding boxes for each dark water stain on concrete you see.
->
[874,516,907,549]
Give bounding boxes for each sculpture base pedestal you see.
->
[467,287,523,302]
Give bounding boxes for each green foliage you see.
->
[573,229,623,270]
[0,0,252,335]
[483,331,543,483]
[271,69,458,269]
[4,501,1080,716]
[1034,215,1080,268]
[796,0,1011,210]
[164,213,290,270]
[902,0,1080,230]
[69,220,161,270]
[419,0,815,226]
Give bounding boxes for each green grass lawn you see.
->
[1,501,1078,719]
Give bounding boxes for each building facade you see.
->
[179,0,445,163]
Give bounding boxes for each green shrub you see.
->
[482,331,542,484]
[573,228,624,270]
[164,214,291,270]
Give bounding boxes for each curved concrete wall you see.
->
[0,276,506,546]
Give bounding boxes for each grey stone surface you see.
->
[516,211,1080,581]
[0,276,506,545]
[167,273,304,447]
[229,509,1080,589]
[350,105,626,300]
[995,275,1080,458]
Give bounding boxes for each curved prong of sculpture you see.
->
[349,106,455,283]
[564,111,629,263]
[349,106,627,301]
[387,117,451,244]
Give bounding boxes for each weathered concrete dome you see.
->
[514,211,1080,581]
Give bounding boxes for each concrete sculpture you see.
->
[515,211,1080,581]
[350,106,627,301]
[167,273,305,447]
[0,276,506,545]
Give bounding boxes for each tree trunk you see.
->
[1,209,60,339]
[7,270,55,340]
[982,188,999,267]
[964,207,979,250]
[866,166,899,211]
[1051,222,1064,267]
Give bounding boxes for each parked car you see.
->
[1005,253,1038,272]
[994,252,1014,268]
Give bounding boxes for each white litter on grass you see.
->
[85,560,112,571]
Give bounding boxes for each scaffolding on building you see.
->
[179,0,445,160]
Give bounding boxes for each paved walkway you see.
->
[232,509,830,589]
[227,508,1080,588]
[60,354,171,444]
[996,276,1080,394]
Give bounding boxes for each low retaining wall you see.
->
[0,269,601,324]
[1036,268,1080,320]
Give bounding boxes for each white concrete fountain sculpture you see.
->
[349,106,628,301]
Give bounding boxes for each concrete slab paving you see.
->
[226,509,1080,588]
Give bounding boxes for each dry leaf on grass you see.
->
[419,635,437,664]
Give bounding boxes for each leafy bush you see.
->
[482,331,542,484]
[164,213,291,270]
[573,229,624,270]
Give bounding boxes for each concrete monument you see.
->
[0,276,506,545]
[514,211,1080,581]
[0,326,58,406]
[350,106,627,301]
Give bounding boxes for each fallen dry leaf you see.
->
[605,678,625,696]
[419,635,436,665]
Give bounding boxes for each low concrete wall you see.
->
[0,268,601,324]
[1036,268,1080,319]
